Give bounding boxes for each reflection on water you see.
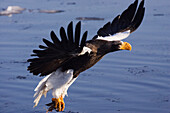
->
[0,0,170,113]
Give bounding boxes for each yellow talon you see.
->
[52,96,65,112]
[59,96,65,111]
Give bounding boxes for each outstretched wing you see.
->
[93,0,145,41]
[27,21,88,76]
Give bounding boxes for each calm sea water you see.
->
[0,0,170,113]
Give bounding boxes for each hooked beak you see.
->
[119,42,132,51]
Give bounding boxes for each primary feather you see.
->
[93,0,145,40]
[27,21,88,76]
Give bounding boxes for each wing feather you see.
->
[60,27,68,48]
[39,45,47,49]
[97,22,111,36]
[67,21,74,44]
[43,38,57,49]
[50,31,61,45]
[80,31,88,48]
[130,0,145,33]
[93,0,145,40]
[111,15,120,33]
[75,21,81,47]
[27,21,88,76]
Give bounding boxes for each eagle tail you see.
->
[33,74,51,107]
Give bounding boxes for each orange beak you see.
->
[119,42,132,51]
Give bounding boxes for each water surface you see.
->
[0,0,170,113]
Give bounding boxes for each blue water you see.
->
[0,0,170,113]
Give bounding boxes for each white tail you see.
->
[33,69,75,107]
[33,74,51,107]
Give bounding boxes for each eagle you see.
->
[27,0,145,112]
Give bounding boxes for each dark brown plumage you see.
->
[27,0,145,78]
[28,1,145,112]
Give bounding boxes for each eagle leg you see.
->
[46,97,65,112]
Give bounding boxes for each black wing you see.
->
[27,21,88,76]
[93,0,145,39]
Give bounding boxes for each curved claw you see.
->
[46,97,65,112]
[59,97,65,111]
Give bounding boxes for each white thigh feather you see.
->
[33,68,75,107]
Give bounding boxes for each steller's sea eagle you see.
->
[27,0,145,112]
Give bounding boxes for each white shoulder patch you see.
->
[79,46,92,56]
[96,30,131,41]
